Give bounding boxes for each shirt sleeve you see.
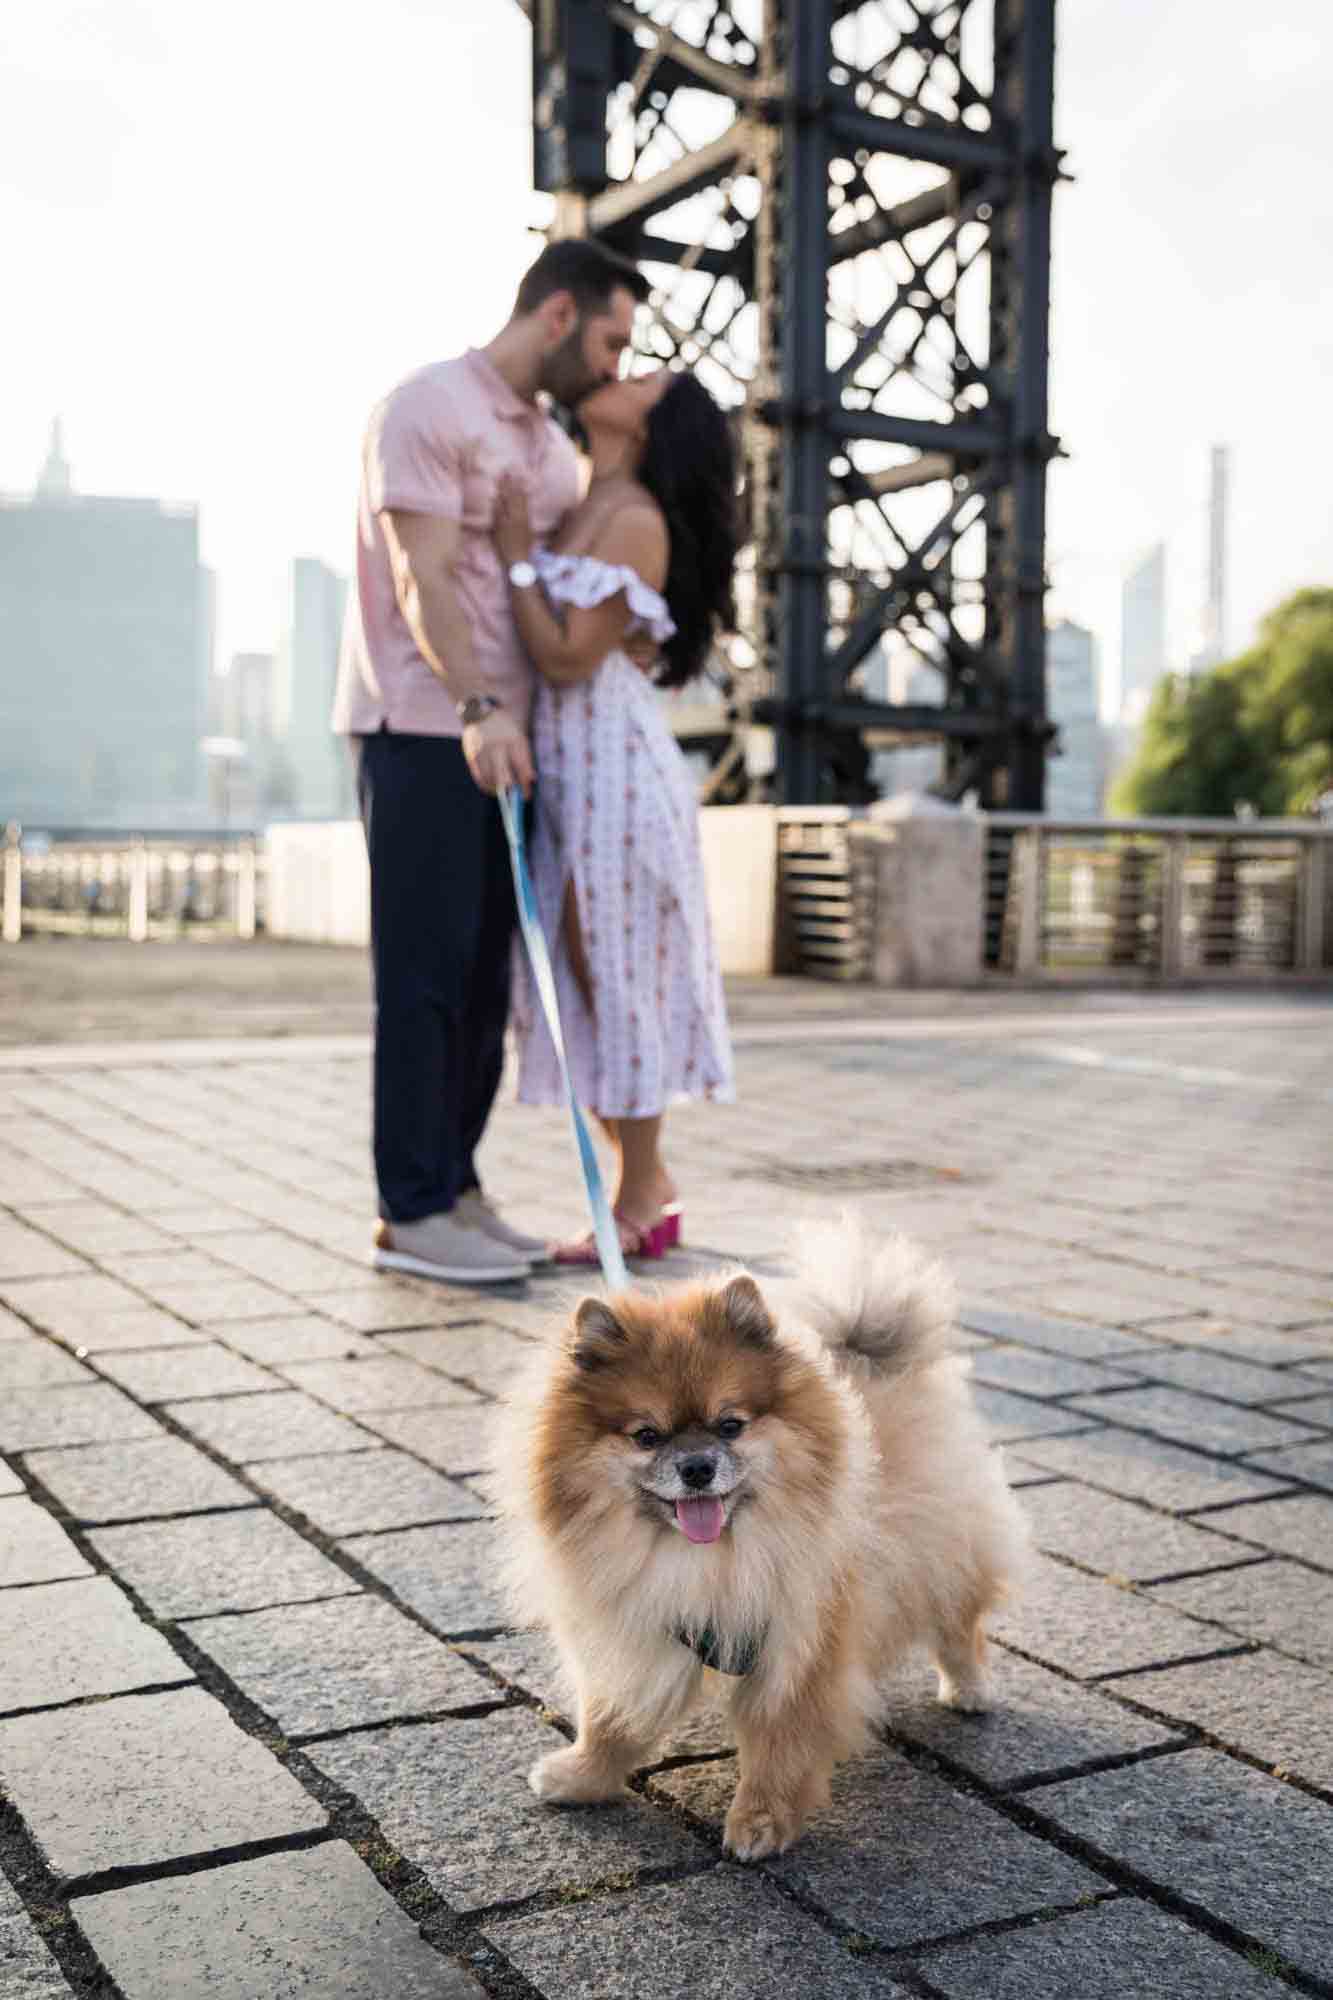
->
[366,380,464,520]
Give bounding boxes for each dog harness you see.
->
[674,1623,764,1676]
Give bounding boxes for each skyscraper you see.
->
[1195,443,1229,673]
[272,557,350,818]
[0,423,211,828]
[1119,542,1167,724]
[1045,620,1104,816]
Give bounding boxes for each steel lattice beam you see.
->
[525,0,1062,807]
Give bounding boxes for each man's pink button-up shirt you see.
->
[332,348,581,739]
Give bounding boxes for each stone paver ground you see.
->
[0,971,1331,1996]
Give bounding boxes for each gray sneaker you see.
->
[456,1190,554,1265]
[372,1212,530,1284]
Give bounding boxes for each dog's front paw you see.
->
[723,1790,802,1861]
[528,1748,625,1806]
[935,1667,992,1713]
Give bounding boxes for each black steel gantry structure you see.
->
[523,0,1062,807]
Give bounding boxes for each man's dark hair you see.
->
[514,238,649,318]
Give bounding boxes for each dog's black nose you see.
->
[678,1454,716,1491]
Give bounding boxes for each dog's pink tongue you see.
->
[675,1497,725,1544]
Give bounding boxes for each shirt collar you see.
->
[465,347,543,424]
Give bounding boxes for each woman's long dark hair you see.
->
[636,373,739,690]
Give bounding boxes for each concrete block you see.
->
[1150,1559,1333,1669]
[653,1745,1099,1948]
[0,1576,188,1713]
[94,1341,276,1402]
[308,1708,702,1911]
[165,1389,374,1462]
[1103,1347,1329,1406]
[0,1495,92,1586]
[1019,1480,1254,1582]
[212,1314,381,1365]
[1017,1427,1291,1514]
[698,804,779,975]
[75,1844,483,2000]
[883,1651,1181,1789]
[992,1556,1230,1680]
[487,1867,909,1999]
[1025,1749,1333,1985]
[270,1354,475,1413]
[853,798,984,988]
[971,1346,1130,1399]
[381,1324,535,1399]
[1240,1439,1333,1491]
[249,1448,485,1537]
[972,1386,1098,1444]
[0,1340,93,1389]
[181,1595,494,1736]
[0,1685,324,1880]
[925,1896,1293,1998]
[0,1872,73,1999]
[961,1305,1151,1361]
[90,1510,356,1618]
[1114,1649,1333,1790]
[0,1384,161,1453]
[341,1520,506,1636]
[25,1435,253,1524]
[1062,1386,1320,1458]
[355,1404,496,1476]
[1194,1493,1333,1567]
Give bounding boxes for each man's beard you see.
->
[540,327,598,418]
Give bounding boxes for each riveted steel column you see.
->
[771,0,832,804]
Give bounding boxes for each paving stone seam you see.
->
[638,1761,1107,1992]
[994,1630,1262,1686]
[1092,1362,1333,1408]
[288,1699,515,1748]
[1003,1807,1333,2000]
[0,1676,197,1727]
[6,1093,365,1261]
[1044,1408,1324,1468]
[1135,1583,1333,1678]
[867,1893,1138,1991]
[1099,1677,1333,1812]
[874,1730,1333,2000]
[60,1823,340,1902]
[1182,1484,1306,1517]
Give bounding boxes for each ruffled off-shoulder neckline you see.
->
[533,547,676,643]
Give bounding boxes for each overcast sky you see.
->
[4,0,1330,711]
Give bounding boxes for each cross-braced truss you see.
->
[526,0,1061,805]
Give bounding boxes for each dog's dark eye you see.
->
[715,1417,746,1441]
[631,1426,662,1450]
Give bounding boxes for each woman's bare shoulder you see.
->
[585,493,669,590]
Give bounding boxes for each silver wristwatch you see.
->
[507,558,539,589]
[458,693,503,728]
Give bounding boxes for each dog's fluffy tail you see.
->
[788,1213,959,1380]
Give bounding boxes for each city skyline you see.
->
[4,0,1330,681]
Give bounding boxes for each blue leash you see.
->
[498,785,629,1291]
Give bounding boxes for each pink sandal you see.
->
[551,1208,677,1266]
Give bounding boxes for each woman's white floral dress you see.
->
[512,549,734,1117]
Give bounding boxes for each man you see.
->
[333,239,650,1283]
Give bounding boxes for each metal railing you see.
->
[775,808,875,980]
[2,826,263,943]
[986,817,1332,978]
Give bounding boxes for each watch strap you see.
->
[458,694,503,728]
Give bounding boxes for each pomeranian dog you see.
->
[492,1217,1028,1860]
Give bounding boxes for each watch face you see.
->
[509,560,538,588]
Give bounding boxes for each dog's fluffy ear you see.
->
[569,1297,629,1372]
[714,1273,775,1349]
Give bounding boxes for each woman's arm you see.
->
[495,476,669,688]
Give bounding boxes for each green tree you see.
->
[1110,588,1333,817]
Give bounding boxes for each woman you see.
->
[493,366,738,1263]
